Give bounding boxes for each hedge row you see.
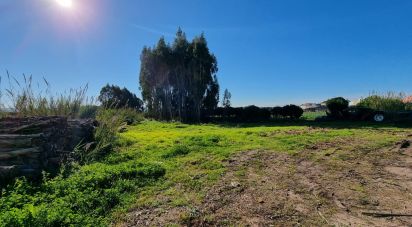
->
[207,105,303,122]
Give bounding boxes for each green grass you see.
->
[1,120,410,226]
[302,111,327,120]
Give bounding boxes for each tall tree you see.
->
[139,29,219,122]
[222,89,232,108]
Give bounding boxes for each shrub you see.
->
[76,108,144,163]
[358,94,405,111]
[325,97,349,118]
[239,106,269,122]
[271,106,283,118]
[163,144,190,158]
[406,103,412,111]
[98,84,144,111]
[282,105,304,119]
[79,105,100,119]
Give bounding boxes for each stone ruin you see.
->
[0,116,96,184]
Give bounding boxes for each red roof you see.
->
[403,96,412,103]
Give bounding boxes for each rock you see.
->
[230,181,241,188]
[399,140,410,149]
[118,125,128,133]
[84,142,97,152]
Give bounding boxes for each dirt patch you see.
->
[124,139,412,226]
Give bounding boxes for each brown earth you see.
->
[124,136,412,227]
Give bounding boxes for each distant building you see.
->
[349,99,361,106]
[403,96,412,104]
[300,103,327,112]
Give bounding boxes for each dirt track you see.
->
[125,136,412,226]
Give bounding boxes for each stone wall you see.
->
[0,116,96,183]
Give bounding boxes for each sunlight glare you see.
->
[56,0,73,8]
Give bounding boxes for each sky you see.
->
[0,0,412,106]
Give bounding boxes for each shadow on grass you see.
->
[211,120,412,130]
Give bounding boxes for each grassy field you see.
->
[302,111,327,120]
[1,120,412,226]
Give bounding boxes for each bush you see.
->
[282,105,304,119]
[406,103,412,111]
[358,95,405,112]
[79,105,100,119]
[163,144,190,158]
[325,97,349,118]
[98,84,143,111]
[238,105,271,122]
[271,106,284,119]
[76,108,144,163]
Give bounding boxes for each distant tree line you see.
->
[97,29,307,123]
[210,105,303,122]
[139,29,219,122]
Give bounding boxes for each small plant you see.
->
[163,144,190,158]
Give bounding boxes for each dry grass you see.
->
[0,72,91,118]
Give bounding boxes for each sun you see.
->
[56,0,73,8]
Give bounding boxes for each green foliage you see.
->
[79,108,144,163]
[406,103,412,111]
[358,94,406,111]
[1,120,409,226]
[163,144,190,158]
[79,105,100,119]
[140,29,219,122]
[0,162,165,226]
[1,72,88,118]
[98,84,143,111]
[302,111,327,120]
[325,97,349,117]
[222,89,231,108]
[271,106,284,118]
[282,105,304,119]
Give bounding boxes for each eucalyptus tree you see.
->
[222,89,232,108]
[139,29,219,122]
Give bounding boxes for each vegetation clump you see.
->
[98,84,144,111]
[281,105,304,119]
[325,97,349,118]
[1,72,88,118]
[357,93,406,112]
[0,161,165,226]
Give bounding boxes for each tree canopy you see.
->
[139,29,219,122]
[98,84,143,111]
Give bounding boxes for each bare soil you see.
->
[124,136,412,227]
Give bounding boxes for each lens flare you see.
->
[56,0,73,8]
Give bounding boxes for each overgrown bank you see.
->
[0,109,157,226]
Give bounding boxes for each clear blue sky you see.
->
[1,0,412,106]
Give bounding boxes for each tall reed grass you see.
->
[358,92,407,112]
[0,72,91,118]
